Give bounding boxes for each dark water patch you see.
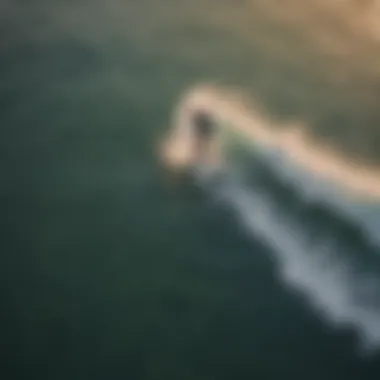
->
[2,1,380,379]
[0,37,106,93]
[240,153,380,272]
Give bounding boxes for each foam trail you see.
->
[166,83,380,353]
[165,83,380,245]
[170,83,380,200]
[196,168,380,354]
[242,147,380,247]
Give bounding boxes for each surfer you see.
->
[158,106,222,174]
[191,110,217,165]
[193,110,215,139]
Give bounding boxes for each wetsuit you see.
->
[193,111,215,139]
[190,111,217,167]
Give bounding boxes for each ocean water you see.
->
[2,1,380,379]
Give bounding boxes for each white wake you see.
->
[196,167,380,354]
[168,83,380,354]
[170,83,380,201]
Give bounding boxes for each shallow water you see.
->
[2,1,380,379]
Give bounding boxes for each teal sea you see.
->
[2,1,380,379]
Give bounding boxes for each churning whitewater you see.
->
[198,166,380,354]
[162,83,380,201]
[162,83,380,354]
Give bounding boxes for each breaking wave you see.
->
[195,161,380,354]
[174,84,380,354]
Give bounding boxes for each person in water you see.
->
[191,110,217,165]
[193,110,215,139]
